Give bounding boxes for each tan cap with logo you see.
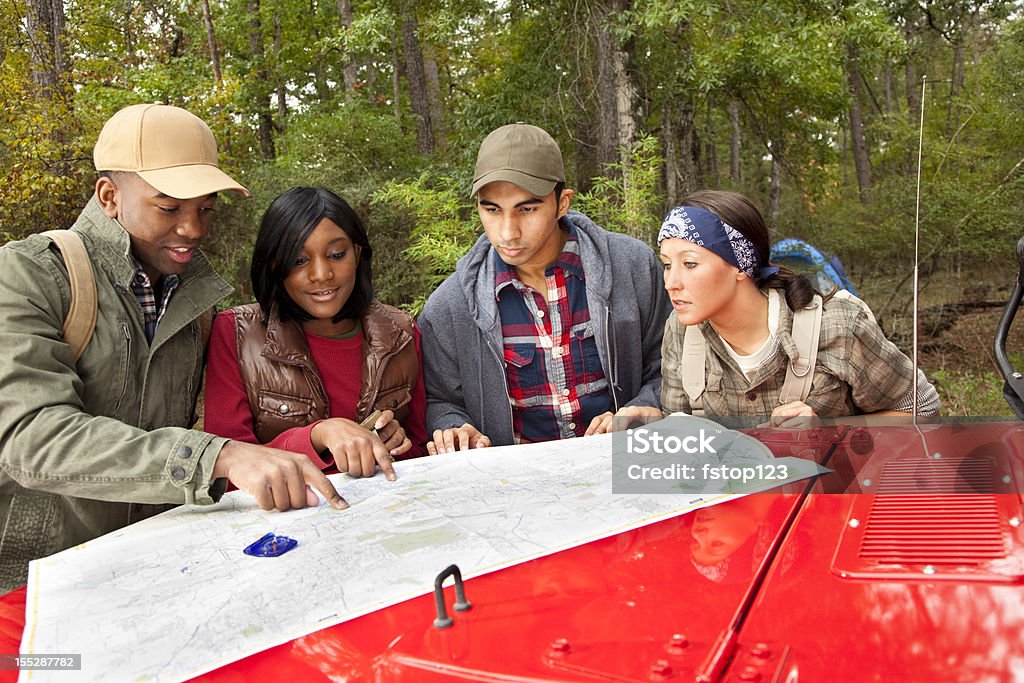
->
[93,103,250,199]
[471,123,565,197]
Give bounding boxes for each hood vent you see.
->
[874,456,998,494]
[831,457,1024,583]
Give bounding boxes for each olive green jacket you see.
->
[0,197,232,591]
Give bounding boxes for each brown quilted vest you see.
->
[232,300,418,443]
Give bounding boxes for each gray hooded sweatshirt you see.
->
[418,210,672,446]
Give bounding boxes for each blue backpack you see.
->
[769,238,858,296]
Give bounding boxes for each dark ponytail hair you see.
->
[679,190,828,310]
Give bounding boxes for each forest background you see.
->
[3,0,1024,415]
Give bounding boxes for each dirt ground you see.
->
[854,265,1024,416]
[860,270,1017,370]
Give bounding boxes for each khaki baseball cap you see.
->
[471,123,565,197]
[93,103,250,199]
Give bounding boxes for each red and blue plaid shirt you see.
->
[494,224,612,443]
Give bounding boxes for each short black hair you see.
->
[98,170,127,183]
[251,186,373,325]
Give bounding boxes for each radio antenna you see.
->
[912,75,927,424]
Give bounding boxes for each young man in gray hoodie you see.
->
[418,123,672,453]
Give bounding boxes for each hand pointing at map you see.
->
[213,441,348,511]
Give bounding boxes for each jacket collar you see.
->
[362,300,412,357]
[261,303,312,365]
[771,289,801,364]
[73,196,137,288]
[72,195,230,298]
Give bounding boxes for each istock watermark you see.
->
[611,415,822,494]
[624,426,718,455]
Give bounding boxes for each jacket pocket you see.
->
[111,320,132,418]
[503,343,542,397]
[255,391,314,440]
[257,391,314,419]
[374,384,412,412]
[698,371,726,413]
[572,323,606,383]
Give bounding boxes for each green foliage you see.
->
[371,174,479,315]
[321,4,395,65]
[575,135,664,245]
[801,13,1024,274]
[3,0,1024,394]
[930,368,1011,417]
[0,79,87,239]
[203,104,423,307]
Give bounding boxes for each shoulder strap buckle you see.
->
[780,294,823,404]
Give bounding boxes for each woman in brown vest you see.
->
[204,187,427,479]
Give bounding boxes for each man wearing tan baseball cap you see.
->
[93,103,251,199]
[0,103,345,591]
[418,123,672,454]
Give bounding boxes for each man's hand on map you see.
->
[426,423,491,454]
[213,441,349,511]
[585,406,665,436]
[311,418,399,481]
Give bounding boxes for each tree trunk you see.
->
[946,42,964,137]
[200,0,222,82]
[729,99,741,184]
[904,16,920,127]
[390,31,402,122]
[663,101,680,206]
[846,46,871,203]
[248,0,275,158]
[840,126,849,188]
[705,96,718,185]
[677,98,698,197]
[25,0,68,100]
[883,64,893,115]
[768,146,782,227]
[399,4,435,154]
[593,0,639,171]
[274,16,286,133]
[338,0,358,93]
[122,7,136,67]
[169,27,184,58]
[424,47,446,152]
[307,0,331,102]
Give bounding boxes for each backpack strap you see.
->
[41,230,97,363]
[681,323,707,416]
[779,294,823,405]
[199,307,214,348]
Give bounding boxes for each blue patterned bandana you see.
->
[657,205,779,280]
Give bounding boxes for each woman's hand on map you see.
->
[311,418,398,481]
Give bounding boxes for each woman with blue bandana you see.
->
[658,190,939,424]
